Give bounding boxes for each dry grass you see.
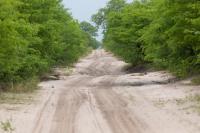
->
[176,95,200,114]
[191,76,200,85]
[0,78,38,104]
[189,95,200,114]
[0,92,35,105]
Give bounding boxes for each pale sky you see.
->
[62,0,132,40]
[62,0,108,22]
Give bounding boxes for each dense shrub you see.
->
[0,0,96,90]
[93,0,200,77]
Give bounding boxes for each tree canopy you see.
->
[80,21,101,49]
[80,21,98,37]
[93,0,200,77]
[0,0,97,90]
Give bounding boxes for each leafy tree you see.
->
[92,0,126,30]
[141,0,200,76]
[80,21,98,37]
[93,0,151,65]
[0,0,92,90]
[93,0,200,77]
[0,0,29,84]
[80,21,101,49]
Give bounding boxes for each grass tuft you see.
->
[0,119,15,133]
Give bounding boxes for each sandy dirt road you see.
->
[0,49,200,133]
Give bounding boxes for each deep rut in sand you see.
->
[31,50,200,133]
[2,49,200,133]
[34,49,142,133]
[48,49,142,133]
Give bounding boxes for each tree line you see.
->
[92,0,200,77]
[0,0,98,91]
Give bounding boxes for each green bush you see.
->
[0,0,97,91]
[93,0,200,77]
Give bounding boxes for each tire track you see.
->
[92,76,143,133]
[49,77,91,133]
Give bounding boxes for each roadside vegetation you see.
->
[92,0,200,78]
[0,0,99,91]
[192,76,200,85]
[0,119,15,133]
